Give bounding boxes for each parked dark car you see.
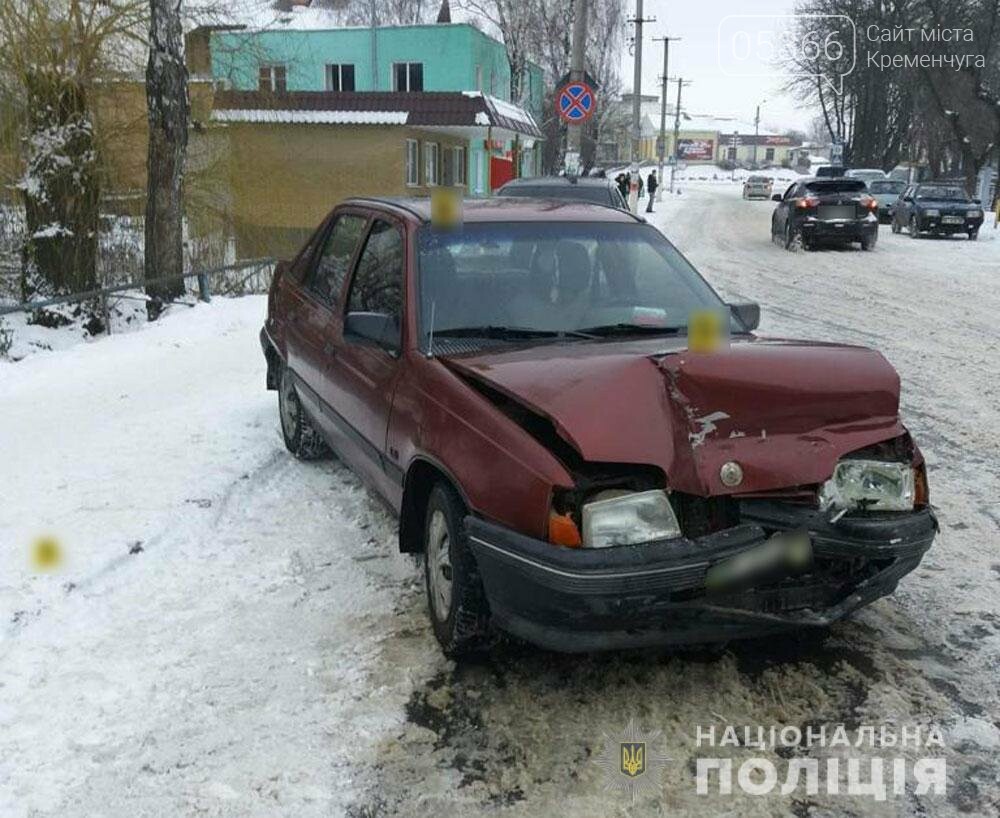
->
[496,176,628,210]
[867,179,908,223]
[891,183,984,240]
[261,196,935,655]
[771,177,880,251]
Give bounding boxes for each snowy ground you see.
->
[2,186,999,817]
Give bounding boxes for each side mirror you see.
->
[729,302,761,332]
[344,311,400,353]
[771,193,783,202]
[902,196,913,202]
[972,198,981,205]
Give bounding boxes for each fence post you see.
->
[197,273,211,303]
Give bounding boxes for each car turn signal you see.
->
[795,196,820,209]
[914,463,929,507]
[548,511,582,547]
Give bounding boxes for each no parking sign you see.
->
[556,81,595,124]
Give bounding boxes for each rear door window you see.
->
[307,214,368,305]
[804,180,866,193]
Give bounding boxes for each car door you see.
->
[325,215,408,504]
[285,210,369,450]
[896,186,914,225]
[773,182,798,235]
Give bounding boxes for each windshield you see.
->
[868,180,906,194]
[916,186,968,201]
[416,222,729,348]
[846,170,885,183]
[500,185,614,206]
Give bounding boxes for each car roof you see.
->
[498,176,614,189]
[342,196,644,224]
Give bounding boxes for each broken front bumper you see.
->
[465,504,936,652]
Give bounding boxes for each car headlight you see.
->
[819,460,915,512]
[922,208,940,217]
[581,489,681,548]
[967,209,982,218]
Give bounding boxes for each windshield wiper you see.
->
[433,325,597,340]
[576,323,686,337]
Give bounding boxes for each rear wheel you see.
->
[860,230,877,251]
[424,483,491,656]
[278,366,330,460]
[891,218,901,234]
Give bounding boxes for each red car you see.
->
[261,197,936,655]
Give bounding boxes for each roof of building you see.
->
[211,90,542,137]
[343,196,643,223]
[498,176,616,189]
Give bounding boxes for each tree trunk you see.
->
[144,0,189,314]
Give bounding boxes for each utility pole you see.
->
[668,77,691,193]
[653,35,679,202]
[628,1,654,213]
[752,99,765,168]
[565,0,589,174]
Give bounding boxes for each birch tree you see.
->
[144,0,189,312]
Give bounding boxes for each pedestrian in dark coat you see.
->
[645,170,658,212]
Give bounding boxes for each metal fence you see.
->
[0,257,275,326]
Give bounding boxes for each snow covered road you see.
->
[2,186,998,817]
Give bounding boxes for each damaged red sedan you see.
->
[261,197,936,655]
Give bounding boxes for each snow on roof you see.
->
[212,108,409,125]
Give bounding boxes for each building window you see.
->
[393,62,423,92]
[259,64,287,93]
[424,142,439,185]
[453,146,467,186]
[489,70,496,96]
[727,146,737,161]
[405,139,419,186]
[325,63,355,92]
[765,147,775,161]
[475,65,483,91]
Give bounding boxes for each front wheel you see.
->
[424,483,491,656]
[968,229,979,241]
[909,216,920,238]
[783,221,797,251]
[278,366,330,460]
[891,218,901,234]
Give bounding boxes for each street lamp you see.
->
[751,98,766,168]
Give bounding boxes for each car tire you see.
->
[278,365,330,460]
[423,482,492,656]
[909,216,920,238]
[968,229,978,241]
[783,221,797,251]
[891,218,901,234]
[860,231,877,251]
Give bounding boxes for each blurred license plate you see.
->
[705,531,813,593]
[942,215,963,224]
[818,205,855,220]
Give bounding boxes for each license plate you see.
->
[818,205,855,220]
[705,531,813,593]
[942,215,963,224]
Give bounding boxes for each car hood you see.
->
[442,338,906,496]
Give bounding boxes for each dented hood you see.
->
[442,338,905,496]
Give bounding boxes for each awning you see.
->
[211,90,543,140]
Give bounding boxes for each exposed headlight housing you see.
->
[581,489,681,548]
[922,208,940,217]
[819,460,915,513]
[967,209,982,218]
